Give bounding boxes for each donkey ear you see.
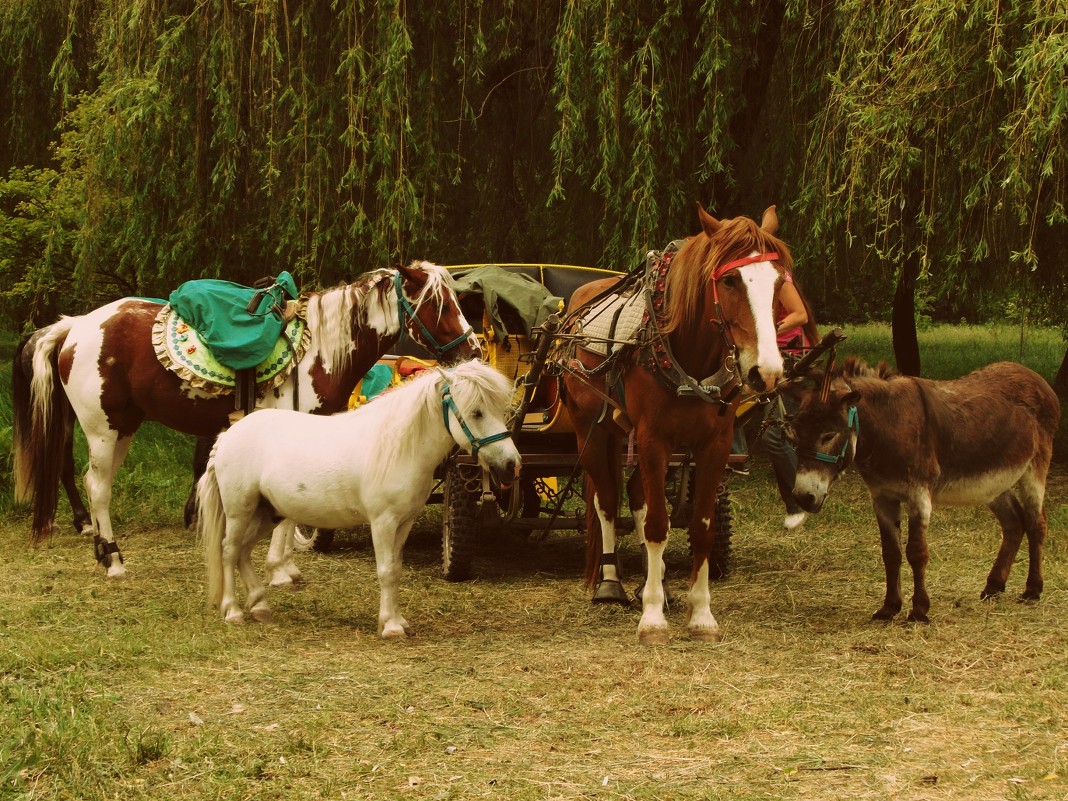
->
[841,390,861,407]
[696,202,722,237]
[760,205,779,235]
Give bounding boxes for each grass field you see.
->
[2,323,1067,800]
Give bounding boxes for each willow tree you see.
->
[794,0,1068,375]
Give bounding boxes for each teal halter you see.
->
[802,405,858,468]
[394,271,474,359]
[441,383,511,457]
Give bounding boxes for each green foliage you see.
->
[0,0,1065,336]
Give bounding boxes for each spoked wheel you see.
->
[441,463,483,582]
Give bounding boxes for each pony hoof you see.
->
[250,607,272,623]
[105,564,128,580]
[269,573,294,588]
[592,580,630,606]
[688,626,722,643]
[637,626,670,646]
[381,626,410,640]
[905,611,930,624]
[1018,591,1041,603]
[980,583,1005,600]
[223,609,246,624]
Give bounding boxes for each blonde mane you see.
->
[661,216,794,335]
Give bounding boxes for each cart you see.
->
[417,263,749,583]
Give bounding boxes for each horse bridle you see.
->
[393,270,475,359]
[643,248,782,406]
[440,380,511,457]
[797,404,859,470]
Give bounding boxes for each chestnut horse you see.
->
[16,261,480,577]
[788,357,1060,622]
[557,204,791,644]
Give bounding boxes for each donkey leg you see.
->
[83,432,133,579]
[1014,472,1048,601]
[371,516,415,639]
[266,520,303,587]
[871,495,904,621]
[982,491,1026,599]
[904,491,932,623]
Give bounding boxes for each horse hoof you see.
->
[250,607,272,623]
[905,611,930,624]
[592,579,630,606]
[1018,591,1041,603]
[688,625,722,643]
[981,583,1005,600]
[381,627,410,640]
[105,565,128,580]
[223,610,245,624]
[269,573,294,588]
[637,626,670,646]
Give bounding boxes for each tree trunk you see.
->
[892,249,921,376]
[1054,346,1068,398]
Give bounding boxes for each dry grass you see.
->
[3,462,1067,801]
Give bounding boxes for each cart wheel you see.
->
[678,480,733,580]
[709,482,733,580]
[442,464,481,582]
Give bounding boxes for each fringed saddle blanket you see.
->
[152,303,309,398]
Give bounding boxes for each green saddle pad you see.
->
[153,304,308,394]
[168,272,299,370]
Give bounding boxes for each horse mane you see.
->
[306,261,456,374]
[662,215,795,335]
[353,359,514,479]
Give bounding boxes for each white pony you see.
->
[199,359,520,637]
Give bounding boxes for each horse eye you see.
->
[819,432,837,447]
[472,409,484,420]
[721,273,740,289]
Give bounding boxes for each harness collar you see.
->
[393,271,474,359]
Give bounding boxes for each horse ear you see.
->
[760,205,779,235]
[842,390,861,407]
[696,202,722,237]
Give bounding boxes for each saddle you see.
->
[152,271,310,417]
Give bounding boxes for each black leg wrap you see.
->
[93,535,124,568]
[592,553,630,605]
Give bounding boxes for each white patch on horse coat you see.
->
[593,494,619,582]
[934,467,1030,506]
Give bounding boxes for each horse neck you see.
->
[304,275,402,409]
[666,304,731,378]
[367,379,457,476]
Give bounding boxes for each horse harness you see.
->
[556,241,780,422]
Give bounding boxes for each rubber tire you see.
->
[442,465,481,582]
[708,482,733,580]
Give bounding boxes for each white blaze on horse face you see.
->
[738,260,785,392]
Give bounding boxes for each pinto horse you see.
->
[199,359,520,636]
[17,261,481,578]
[557,204,790,644]
[788,357,1060,622]
[12,325,94,537]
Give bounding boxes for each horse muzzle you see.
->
[483,449,522,490]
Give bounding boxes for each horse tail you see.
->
[11,333,36,504]
[198,450,227,610]
[582,473,602,588]
[23,319,75,544]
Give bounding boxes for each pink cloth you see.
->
[775,272,807,351]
